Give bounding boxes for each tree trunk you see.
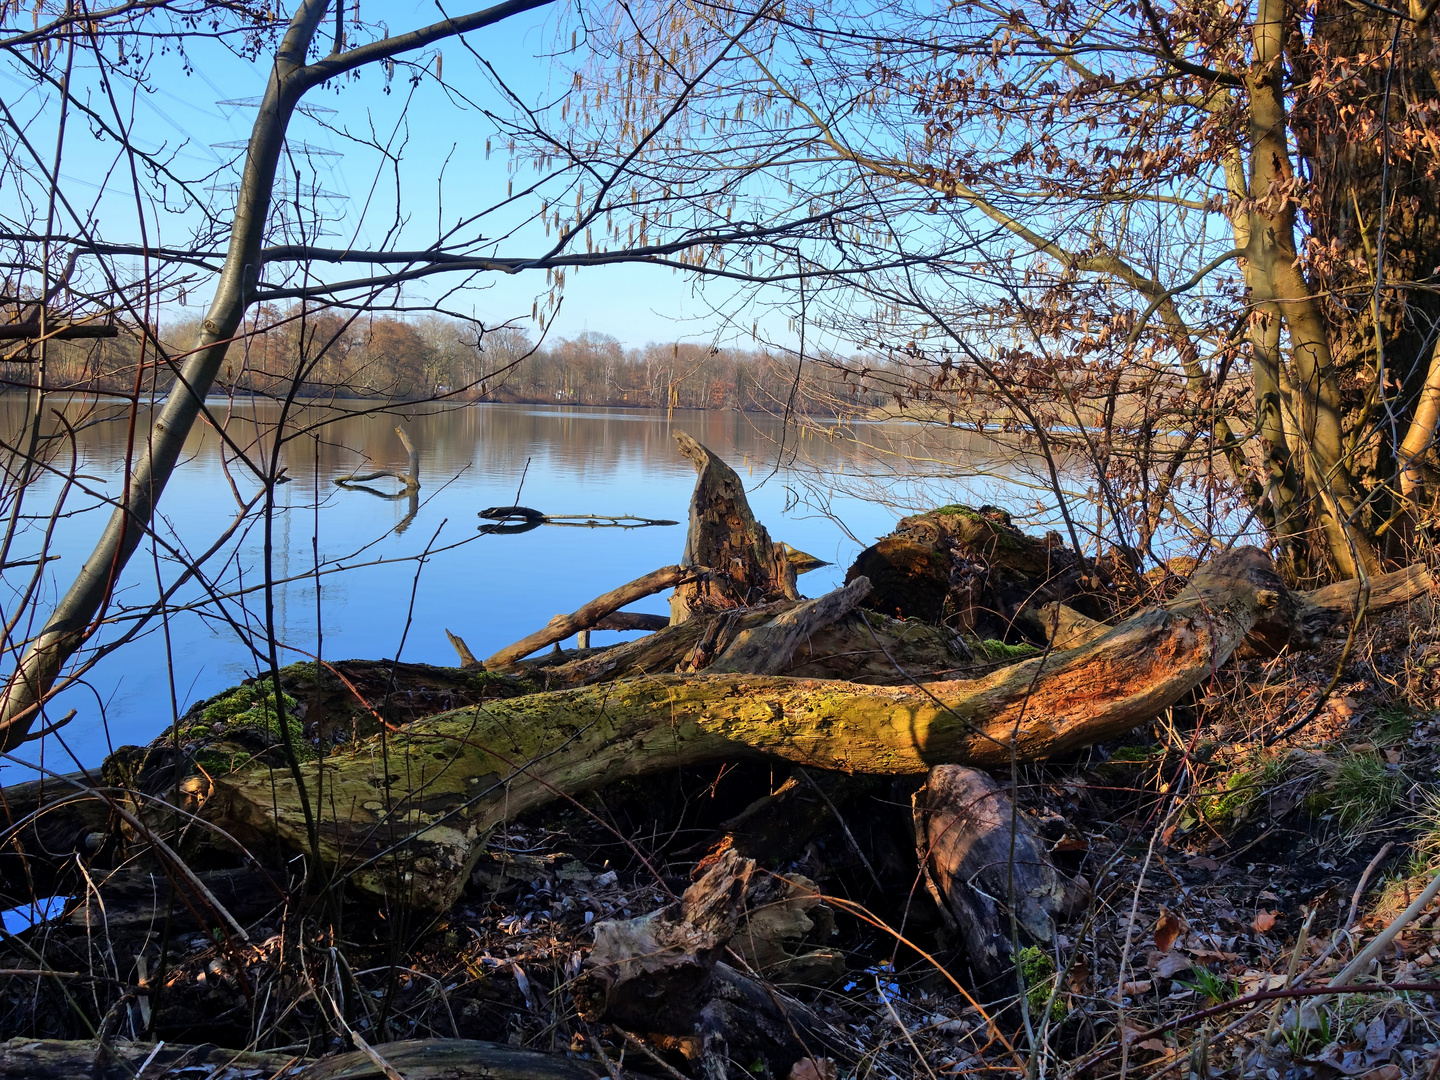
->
[204,546,1323,915]
[0,0,335,750]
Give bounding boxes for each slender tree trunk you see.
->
[0,0,556,748]
[1246,0,1379,578]
[0,0,331,750]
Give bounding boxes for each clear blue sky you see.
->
[0,0,802,351]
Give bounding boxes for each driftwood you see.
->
[574,848,753,1031]
[670,432,798,624]
[915,765,1086,986]
[335,426,420,494]
[0,1037,598,1080]
[708,577,872,675]
[203,546,1357,914]
[483,564,708,668]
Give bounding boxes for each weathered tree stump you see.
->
[845,504,1106,640]
[670,432,798,623]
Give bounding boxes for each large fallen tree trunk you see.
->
[203,546,1370,914]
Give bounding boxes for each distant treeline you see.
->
[7,308,884,415]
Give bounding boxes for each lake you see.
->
[0,399,1057,775]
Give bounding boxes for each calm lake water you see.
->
[0,398,1056,775]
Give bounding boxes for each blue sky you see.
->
[1,0,799,350]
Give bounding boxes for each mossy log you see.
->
[205,547,1314,915]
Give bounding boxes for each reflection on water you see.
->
[0,399,1039,772]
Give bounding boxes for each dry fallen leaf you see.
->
[1253,909,1278,934]
[1149,952,1194,978]
[790,1058,838,1080]
[1154,906,1185,952]
[1122,979,1154,995]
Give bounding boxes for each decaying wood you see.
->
[915,765,1086,986]
[484,564,707,669]
[1040,602,1109,651]
[572,847,847,1076]
[731,870,846,985]
[1303,561,1433,620]
[0,1037,598,1080]
[335,426,420,494]
[590,610,671,632]
[708,577,872,675]
[0,1037,298,1080]
[1039,561,1434,654]
[846,504,1108,638]
[670,432,798,624]
[574,848,754,1032]
[534,602,969,690]
[444,629,479,668]
[205,546,1322,914]
[290,1038,600,1079]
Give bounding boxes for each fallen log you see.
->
[0,769,110,907]
[483,564,708,669]
[590,610,670,632]
[1039,561,1434,654]
[0,1037,598,1079]
[291,1038,599,1079]
[63,865,286,933]
[708,578,871,675]
[0,1038,298,1080]
[207,546,1330,914]
[915,765,1086,987]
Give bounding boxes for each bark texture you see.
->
[203,547,1304,914]
[0,1037,598,1080]
[915,765,1085,985]
[670,432,798,623]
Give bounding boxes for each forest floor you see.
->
[8,592,1440,1080]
